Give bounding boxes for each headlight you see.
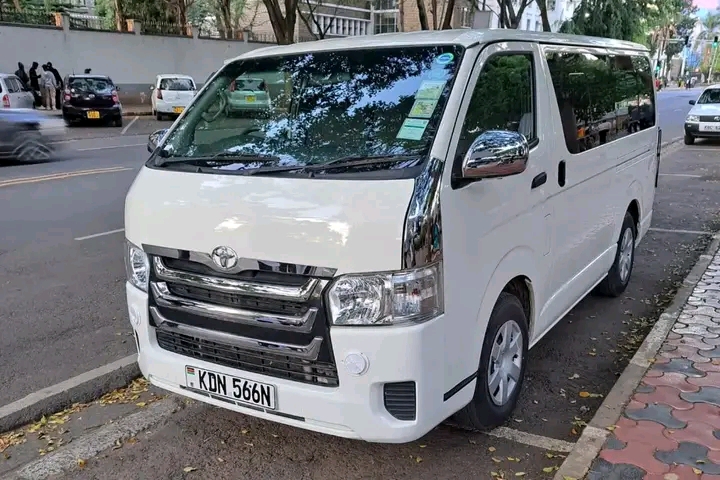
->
[124,240,149,292]
[327,262,444,326]
[686,115,700,123]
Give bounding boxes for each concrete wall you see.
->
[0,23,269,103]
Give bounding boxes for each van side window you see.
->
[456,53,536,159]
[545,51,656,154]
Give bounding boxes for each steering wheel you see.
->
[200,90,228,123]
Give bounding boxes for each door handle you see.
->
[531,172,547,189]
[558,161,566,187]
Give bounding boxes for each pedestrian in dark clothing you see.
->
[28,62,42,107]
[14,62,29,89]
[46,62,63,108]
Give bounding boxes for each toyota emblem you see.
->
[211,246,238,270]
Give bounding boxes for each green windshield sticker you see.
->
[409,98,439,119]
[415,80,446,101]
[435,53,454,65]
[396,118,429,141]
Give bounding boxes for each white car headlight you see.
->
[327,262,444,326]
[686,115,700,123]
[124,240,149,292]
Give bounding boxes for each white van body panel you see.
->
[125,168,415,275]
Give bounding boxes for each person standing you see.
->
[14,62,29,89]
[46,62,63,108]
[41,64,57,110]
[29,62,41,107]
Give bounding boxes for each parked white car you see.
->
[151,74,196,121]
[128,30,660,444]
[0,73,35,109]
[684,84,720,145]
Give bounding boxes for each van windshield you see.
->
[152,45,463,175]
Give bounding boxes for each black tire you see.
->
[684,134,695,145]
[595,211,636,297]
[452,292,529,431]
[156,111,163,121]
[63,118,74,127]
[114,116,123,128]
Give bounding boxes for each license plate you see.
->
[700,124,720,132]
[87,111,100,119]
[245,95,256,103]
[185,366,276,409]
[173,106,184,114]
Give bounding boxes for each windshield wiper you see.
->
[156,153,281,167]
[304,154,424,172]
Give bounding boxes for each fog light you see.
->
[343,353,369,376]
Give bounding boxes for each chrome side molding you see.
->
[153,257,319,302]
[150,307,324,361]
[151,282,318,333]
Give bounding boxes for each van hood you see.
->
[125,167,416,275]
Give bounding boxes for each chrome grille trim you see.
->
[150,282,318,333]
[153,257,319,301]
[150,307,323,361]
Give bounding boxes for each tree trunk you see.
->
[114,0,125,31]
[416,0,429,30]
[440,0,455,29]
[536,0,551,31]
[12,0,22,12]
[218,0,233,38]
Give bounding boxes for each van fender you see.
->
[614,179,643,240]
[469,245,539,367]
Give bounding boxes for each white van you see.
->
[125,30,660,443]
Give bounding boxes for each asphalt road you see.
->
[0,94,718,478]
[656,87,699,140]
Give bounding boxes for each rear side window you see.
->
[0,79,4,93]
[545,50,655,154]
[6,77,22,93]
[160,78,194,90]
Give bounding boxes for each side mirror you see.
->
[115,86,121,92]
[689,100,696,105]
[150,85,155,91]
[460,130,530,180]
[148,128,169,153]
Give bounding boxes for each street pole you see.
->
[680,45,687,79]
[709,46,719,84]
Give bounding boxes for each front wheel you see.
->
[595,211,636,297]
[452,292,529,430]
[684,134,695,145]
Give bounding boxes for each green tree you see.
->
[664,14,697,64]
[559,0,647,42]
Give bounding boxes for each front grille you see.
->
[383,381,417,421]
[148,251,339,388]
[699,115,720,122]
[157,329,339,386]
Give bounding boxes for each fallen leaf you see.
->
[488,446,496,452]
[419,444,427,448]
[183,466,197,473]
[415,456,423,463]
[77,459,86,468]
[136,402,146,407]
[542,467,555,473]
[563,477,578,480]
[568,373,580,380]
[217,457,224,462]
[492,457,502,463]
[693,468,702,474]
[515,473,526,477]
[606,425,616,431]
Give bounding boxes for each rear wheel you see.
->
[113,116,123,128]
[156,111,163,121]
[595,211,636,297]
[453,292,528,431]
[684,134,695,145]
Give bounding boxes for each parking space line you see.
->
[649,227,714,235]
[74,228,125,241]
[77,143,145,151]
[658,173,702,178]
[121,116,139,135]
[0,167,132,188]
[483,426,575,453]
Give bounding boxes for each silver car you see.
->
[0,73,35,109]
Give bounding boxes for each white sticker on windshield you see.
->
[409,98,439,119]
[415,81,446,101]
[396,118,429,141]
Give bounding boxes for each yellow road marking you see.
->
[0,166,133,188]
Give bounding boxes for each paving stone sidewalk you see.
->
[588,249,720,480]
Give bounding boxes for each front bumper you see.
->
[684,122,720,138]
[62,104,121,121]
[127,282,455,443]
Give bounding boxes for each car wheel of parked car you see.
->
[594,211,636,297]
[684,134,695,145]
[453,292,528,431]
[156,111,163,121]
[114,116,123,128]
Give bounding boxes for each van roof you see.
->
[228,29,649,63]
[157,74,194,79]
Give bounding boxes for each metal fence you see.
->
[142,21,192,37]
[69,15,118,32]
[0,6,55,27]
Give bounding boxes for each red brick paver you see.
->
[588,256,720,479]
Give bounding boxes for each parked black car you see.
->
[0,108,62,162]
[61,74,123,127]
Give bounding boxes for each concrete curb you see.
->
[0,355,140,433]
[553,232,720,480]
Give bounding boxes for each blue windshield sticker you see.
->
[435,53,454,65]
[396,118,429,141]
